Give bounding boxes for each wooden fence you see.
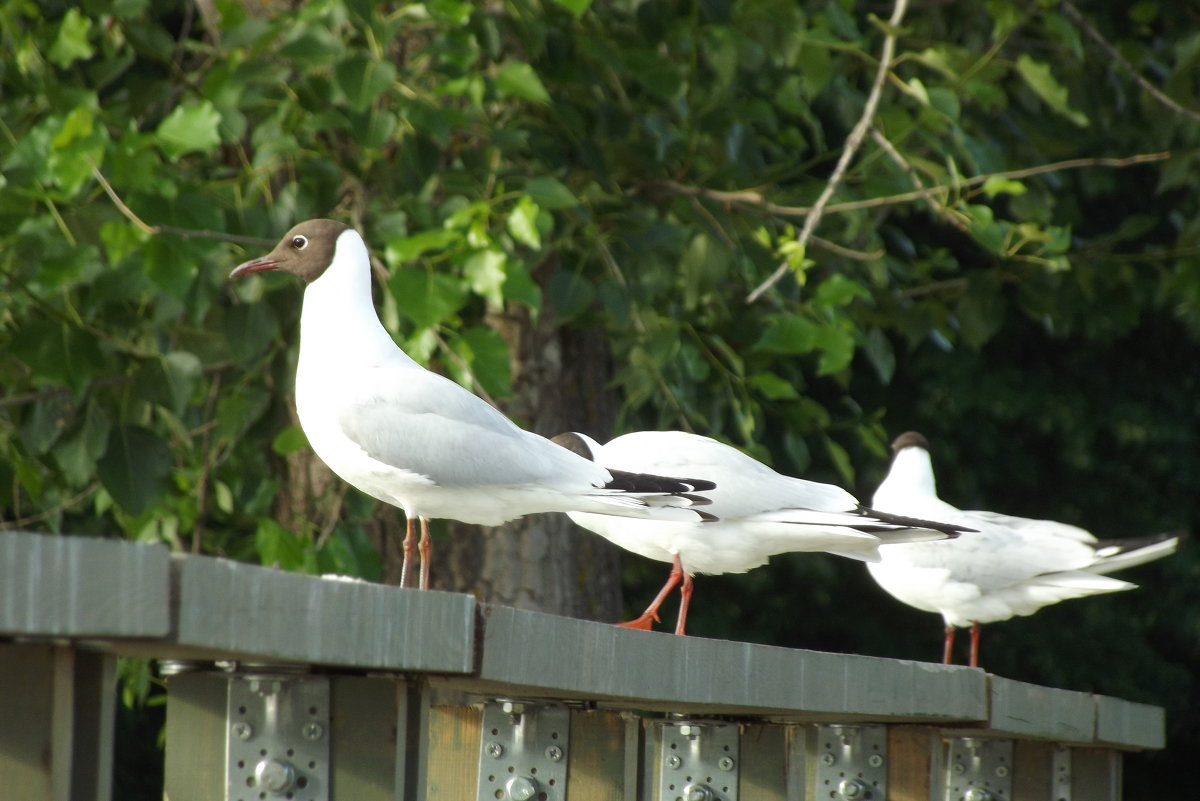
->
[0,530,1163,800]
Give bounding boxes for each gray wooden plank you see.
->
[171,555,475,672]
[983,677,1095,742]
[0,644,56,800]
[0,530,169,638]
[1093,695,1165,750]
[470,605,988,721]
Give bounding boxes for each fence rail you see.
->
[0,530,1163,800]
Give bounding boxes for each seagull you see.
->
[868,431,1182,667]
[229,219,715,590]
[552,430,969,635]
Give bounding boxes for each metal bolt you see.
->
[837,778,867,800]
[254,758,296,793]
[501,701,526,716]
[302,722,324,740]
[718,755,735,771]
[868,753,884,768]
[485,742,505,759]
[678,724,702,738]
[953,761,966,774]
[995,764,1008,778]
[545,745,563,762]
[666,754,683,770]
[231,722,253,740]
[249,679,282,696]
[963,789,994,801]
[505,775,538,801]
[820,752,837,766]
[683,782,713,801]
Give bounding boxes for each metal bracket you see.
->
[477,701,570,801]
[657,719,740,801]
[943,737,1013,801]
[813,724,887,801]
[225,674,330,801]
[1052,744,1071,801]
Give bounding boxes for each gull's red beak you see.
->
[229,257,279,279]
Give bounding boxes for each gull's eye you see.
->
[291,235,308,250]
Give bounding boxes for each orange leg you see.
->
[618,553,685,631]
[418,517,432,591]
[969,621,981,668]
[943,624,956,665]
[400,517,417,589]
[674,569,694,636]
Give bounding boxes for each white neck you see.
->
[297,229,414,371]
[873,446,940,508]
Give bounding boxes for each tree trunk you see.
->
[432,304,625,622]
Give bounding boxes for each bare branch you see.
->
[746,0,911,303]
[91,166,275,247]
[1061,0,1200,123]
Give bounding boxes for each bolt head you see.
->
[717,755,735,771]
[963,789,994,801]
[666,754,683,769]
[501,702,526,716]
[820,752,837,766]
[486,742,505,759]
[953,762,966,774]
[232,722,253,740]
[868,753,884,768]
[505,775,538,801]
[837,778,866,800]
[682,782,713,801]
[678,724,702,738]
[302,722,324,740]
[254,758,296,793]
[995,765,1008,778]
[545,745,563,762]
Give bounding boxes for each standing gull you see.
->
[553,430,967,635]
[868,431,1181,667]
[229,220,714,589]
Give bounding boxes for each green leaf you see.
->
[255,519,311,571]
[334,56,397,112]
[813,274,869,309]
[551,0,593,17]
[495,62,552,104]
[156,101,223,160]
[747,372,800,400]
[502,260,541,310]
[48,8,94,68]
[224,303,281,364]
[981,176,1027,197]
[753,315,820,354]
[384,229,462,264]
[453,326,513,397]
[389,269,469,329]
[463,248,507,308]
[506,196,542,249]
[1014,54,1089,127]
[546,271,594,323]
[525,176,579,210]
[97,426,172,515]
[823,436,855,484]
[814,324,856,375]
[272,426,310,456]
[53,402,111,486]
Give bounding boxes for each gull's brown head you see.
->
[229,219,351,284]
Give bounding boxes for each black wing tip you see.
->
[857,505,972,538]
[604,468,716,497]
[1101,529,1187,552]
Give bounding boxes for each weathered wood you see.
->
[740,723,787,800]
[424,705,481,800]
[888,726,936,801]
[566,709,632,800]
[169,555,475,672]
[1094,694,1165,750]
[329,676,404,801]
[1011,740,1053,801]
[0,644,56,800]
[1071,747,1121,801]
[469,604,987,721]
[163,672,229,801]
[68,649,117,801]
[0,530,169,638]
[981,677,1095,742]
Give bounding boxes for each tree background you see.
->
[2,0,1197,797]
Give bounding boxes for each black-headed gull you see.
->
[229,220,715,589]
[869,431,1181,667]
[552,430,968,635]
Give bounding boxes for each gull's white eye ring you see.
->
[291,235,308,250]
